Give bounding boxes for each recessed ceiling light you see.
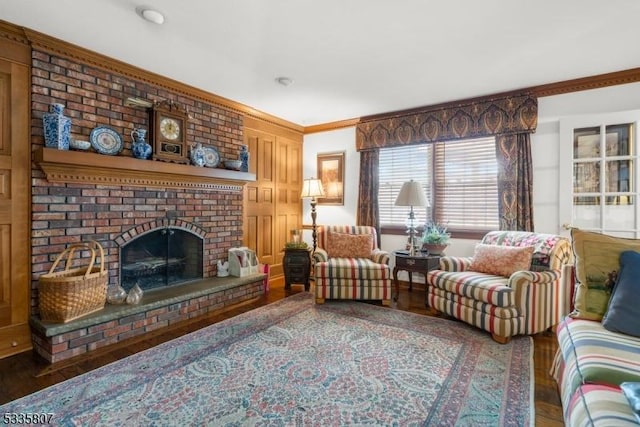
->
[275,77,294,87]
[140,9,165,25]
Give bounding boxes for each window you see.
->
[379,144,431,226]
[559,110,640,238]
[379,137,499,232]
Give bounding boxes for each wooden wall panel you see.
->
[243,124,303,279]
[0,36,31,358]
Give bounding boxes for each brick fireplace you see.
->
[28,48,265,363]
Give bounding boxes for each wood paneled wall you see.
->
[243,116,303,278]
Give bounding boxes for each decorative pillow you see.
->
[468,244,534,277]
[327,232,373,258]
[571,228,640,321]
[601,251,640,337]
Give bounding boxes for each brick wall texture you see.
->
[30,49,246,312]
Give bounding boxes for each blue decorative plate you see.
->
[203,146,220,167]
[90,126,123,155]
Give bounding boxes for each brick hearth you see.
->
[30,276,265,363]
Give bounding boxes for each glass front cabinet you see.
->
[560,110,640,238]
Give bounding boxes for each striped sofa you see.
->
[551,317,640,426]
[313,225,391,306]
[426,231,573,343]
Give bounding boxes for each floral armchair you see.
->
[313,225,391,306]
[426,231,573,343]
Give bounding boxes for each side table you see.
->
[283,248,312,291]
[392,250,440,302]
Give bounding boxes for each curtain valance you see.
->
[355,93,537,151]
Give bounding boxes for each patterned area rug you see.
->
[2,293,533,426]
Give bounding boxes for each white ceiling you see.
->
[2,0,640,126]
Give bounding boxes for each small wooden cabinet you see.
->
[282,248,311,291]
[393,251,440,302]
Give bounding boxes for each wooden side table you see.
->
[283,248,312,291]
[392,251,440,302]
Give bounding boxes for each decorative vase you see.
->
[131,128,152,159]
[106,285,127,305]
[239,144,249,172]
[42,103,71,150]
[421,243,448,255]
[126,283,144,305]
[190,142,206,167]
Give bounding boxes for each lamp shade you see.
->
[394,180,429,207]
[301,178,325,199]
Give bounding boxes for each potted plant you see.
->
[421,222,450,255]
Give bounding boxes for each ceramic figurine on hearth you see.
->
[239,144,249,172]
[189,142,206,167]
[42,103,71,150]
[131,128,152,160]
[217,260,229,277]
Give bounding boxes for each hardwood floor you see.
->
[0,281,564,425]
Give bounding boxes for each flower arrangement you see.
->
[421,222,451,245]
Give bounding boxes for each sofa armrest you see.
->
[438,256,473,272]
[508,269,568,332]
[313,248,328,263]
[509,270,561,285]
[371,249,390,265]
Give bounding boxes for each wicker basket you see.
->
[38,240,108,323]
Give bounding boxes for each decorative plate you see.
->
[90,126,123,155]
[203,146,220,168]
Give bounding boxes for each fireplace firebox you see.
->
[120,227,203,292]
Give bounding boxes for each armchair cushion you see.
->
[428,270,513,307]
[468,244,534,277]
[315,258,390,280]
[327,231,373,258]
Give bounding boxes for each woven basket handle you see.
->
[47,240,105,278]
[85,240,105,278]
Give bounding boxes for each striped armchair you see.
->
[313,225,391,306]
[426,231,573,343]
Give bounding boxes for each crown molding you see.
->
[4,20,638,136]
[306,69,640,133]
[531,67,640,97]
[9,23,303,134]
[304,118,360,134]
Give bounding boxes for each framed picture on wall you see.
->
[317,151,345,205]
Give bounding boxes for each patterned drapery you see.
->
[355,93,537,232]
[355,94,537,151]
[357,150,380,245]
[496,133,534,231]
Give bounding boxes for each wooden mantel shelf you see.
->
[35,148,256,192]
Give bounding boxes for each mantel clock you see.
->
[150,101,189,163]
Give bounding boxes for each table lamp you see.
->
[395,180,429,255]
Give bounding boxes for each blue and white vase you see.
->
[239,144,249,172]
[131,128,152,160]
[42,103,71,150]
[190,143,206,167]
